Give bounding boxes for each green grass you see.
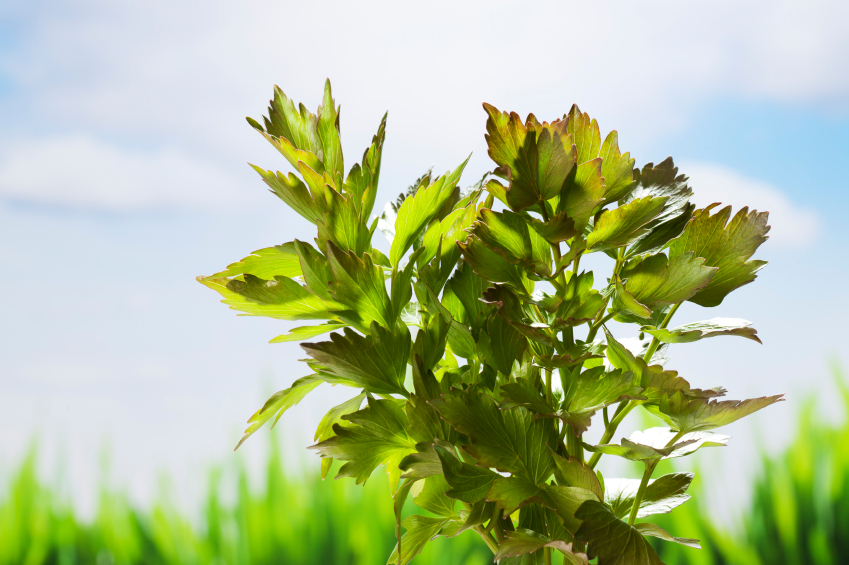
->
[2,366,846,564]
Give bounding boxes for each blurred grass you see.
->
[0,437,490,565]
[649,363,849,564]
[2,365,847,564]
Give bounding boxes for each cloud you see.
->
[682,162,819,249]
[0,135,244,211]
[0,0,847,210]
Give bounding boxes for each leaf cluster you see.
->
[199,81,783,564]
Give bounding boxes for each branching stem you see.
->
[628,461,656,526]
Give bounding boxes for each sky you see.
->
[1,0,848,521]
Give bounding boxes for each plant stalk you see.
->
[641,302,681,363]
[475,526,499,555]
[628,461,656,526]
[588,401,636,469]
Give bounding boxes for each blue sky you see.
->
[1,0,848,518]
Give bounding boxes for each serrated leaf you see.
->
[626,202,695,259]
[574,501,664,565]
[634,523,701,549]
[582,434,699,463]
[269,322,348,343]
[558,367,644,434]
[390,158,470,266]
[387,514,459,565]
[458,235,532,294]
[317,187,372,256]
[472,209,553,276]
[310,397,416,492]
[487,476,545,515]
[539,486,601,534]
[537,341,605,370]
[211,242,303,281]
[554,271,605,327]
[301,324,411,396]
[234,375,322,450]
[500,377,556,415]
[445,262,490,327]
[344,112,386,218]
[604,472,693,520]
[565,105,636,204]
[293,239,335,301]
[610,274,652,320]
[496,528,589,563]
[619,252,716,310]
[669,203,770,307]
[451,499,496,537]
[198,274,350,322]
[528,211,578,243]
[604,330,725,403]
[587,196,667,252]
[551,452,604,500]
[484,104,577,211]
[325,243,393,329]
[430,389,557,483]
[642,317,761,344]
[555,159,606,231]
[658,391,784,433]
[623,158,693,224]
[483,314,528,375]
[585,427,729,463]
[314,393,366,442]
[433,444,499,503]
[249,165,322,224]
[316,79,344,187]
[414,474,457,517]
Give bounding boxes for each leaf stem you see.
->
[641,302,681,363]
[588,401,636,469]
[587,246,626,339]
[475,526,499,555]
[586,311,615,342]
[628,461,656,526]
[544,368,553,406]
[544,547,552,565]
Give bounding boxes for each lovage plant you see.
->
[199,80,783,564]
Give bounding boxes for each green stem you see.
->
[587,247,626,337]
[641,302,681,363]
[628,461,656,526]
[586,311,616,342]
[565,426,584,462]
[475,526,499,554]
[588,401,636,469]
[544,369,553,406]
[544,547,552,565]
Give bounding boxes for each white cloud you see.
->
[682,162,819,248]
[0,135,244,210]
[0,0,846,209]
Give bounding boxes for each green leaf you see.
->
[610,274,652,320]
[555,159,606,231]
[211,242,303,280]
[413,313,451,372]
[390,157,470,266]
[387,515,458,565]
[249,85,322,171]
[565,104,636,204]
[604,472,693,519]
[314,393,367,443]
[574,501,664,565]
[658,391,785,433]
[626,203,695,259]
[484,104,577,211]
[458,235,532,294]
[483,314,528,375]
[301,324,411,396]
[669,203,770,307]
[538,486,601,534]
[430,389,557,483]
[249,165,322,224]
[584,427,729,463]
[413,474,457,517]
[642,318,761,344]
[554,271,605,327]
[445,262,490,327]
[551,452,604,500]
[472,209,552,276]
[326,243,393,329]
[434,445,499,503]
[235,375,322,450]
[604,329,726,403]
[619,252,717,310]
[495,528,588,563]
[344,112,386,219]
[634,523,701,549]
[317,79,344,186]
[317,187,372,256]
[587,196,667,252]
[623,159,692,225]
[487,476,545,515]
[310,397,416,492]
[452,499,496,537]
[500,377,556,415]
[198,274,350,322]
[558,367,644,434]
[269,323,347,343]
[528,211,578,243]
[293,239,335,302]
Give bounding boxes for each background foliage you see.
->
[1,367,845,565]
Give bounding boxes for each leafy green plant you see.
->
[199,80,783,564]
